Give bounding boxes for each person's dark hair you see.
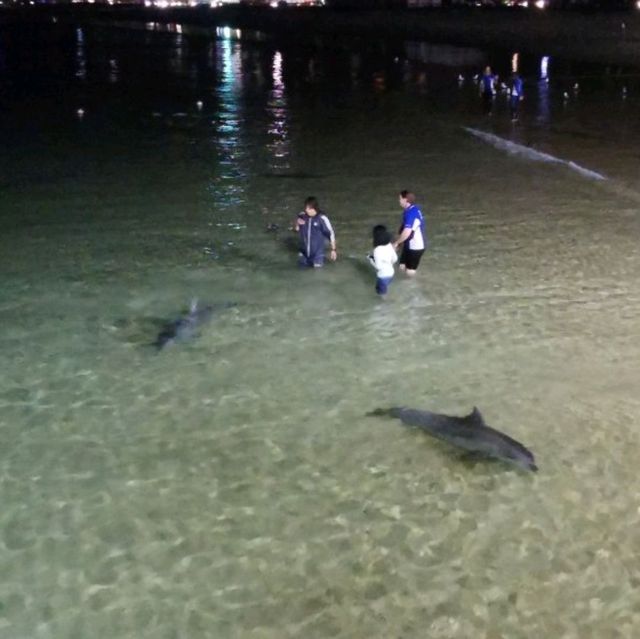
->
[399,190,416,204]
[304,196,319,212]
[372,224,392,247]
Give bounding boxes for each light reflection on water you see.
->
[266,50,290,173]
[75,26,87,80]
[1,20,640,639]
[209,30,246,215]
[108,57,119,84]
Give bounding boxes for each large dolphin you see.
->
[153,299,232,350]
[369,406,537,472]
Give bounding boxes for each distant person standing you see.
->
[393,190,426,276]
[479,65,497,115]
[367,225,397,296]
[294,196,337,268]
[509,72,524,121]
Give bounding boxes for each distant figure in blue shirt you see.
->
[509,72,524,121]
[294,196,337,268]
[479,65,497,115]
[392,190,426,276]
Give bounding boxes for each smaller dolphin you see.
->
[153,299,232,350]
[369,406,537,472]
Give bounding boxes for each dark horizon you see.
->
[0,0,637,10]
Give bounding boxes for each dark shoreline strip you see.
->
[4,5,640,67]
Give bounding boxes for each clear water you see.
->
[1,20,640,638]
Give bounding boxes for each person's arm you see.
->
[393,227,412,250]
[320,214,337,259]
[294,213,305,232]
[369,246,383,270]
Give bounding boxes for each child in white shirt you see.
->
[367,225,398,296]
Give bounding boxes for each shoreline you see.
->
[3,6,640,67]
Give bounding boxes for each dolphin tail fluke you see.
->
[367,408,392,418]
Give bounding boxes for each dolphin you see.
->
[369,406,537,472]
[153,299,232,350]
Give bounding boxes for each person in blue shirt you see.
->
[479,65,497,115]
[294,196,337,268]
[509,72,524,121]
[392,190,426,276]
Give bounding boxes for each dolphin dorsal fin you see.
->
[470,406,485,426]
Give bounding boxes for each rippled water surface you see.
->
[1,19,640,638]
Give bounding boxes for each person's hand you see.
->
[329,249,337,261]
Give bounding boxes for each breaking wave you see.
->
[463,127,607,181]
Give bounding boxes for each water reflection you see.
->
[75,27,86,81]
[208,28,247,217]
[349,51,360,85]
[108,58,119,84]
[405,41,484,68]
[0,32,6,75]
[540,55,549,81]
[511,52,519,73]
[266,50,290,173]
[168,28,186,77]
[537,56,551,126]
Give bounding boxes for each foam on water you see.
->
[464,127,608,181]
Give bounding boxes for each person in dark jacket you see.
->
[294,196,337,267]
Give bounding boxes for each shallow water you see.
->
[1,20,640,639]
